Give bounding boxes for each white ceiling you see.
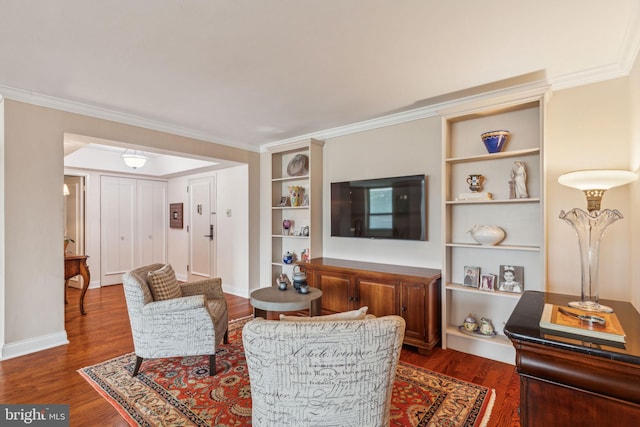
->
[1,1,640,153]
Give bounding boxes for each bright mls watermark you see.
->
[0,405,69,426]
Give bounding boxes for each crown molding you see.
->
[2,29,639,157]
[261,81,552,152]
[260,106,442,152]
[264,54,637,152]
[549,63,629,91]
[551,10,640,91]
[0,84,261,153]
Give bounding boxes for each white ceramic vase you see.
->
[469,225,506,246]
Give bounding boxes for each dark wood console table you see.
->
[300,257,441,354]
[504,291,640,426]
[65,255,90,315]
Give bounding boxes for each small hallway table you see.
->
[64,255,90,315]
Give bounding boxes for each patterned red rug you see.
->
[79,316,494,426]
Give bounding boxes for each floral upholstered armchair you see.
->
[122,263,228,376]
[243,315,406,427]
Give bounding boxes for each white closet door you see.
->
[101,176,136,286]
[136,179,167,266]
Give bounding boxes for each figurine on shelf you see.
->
[283,251,294,264]
[479,318,495,336]
[511,161,528,198]
[463,314,478,332]
[466,174,484,192]
[288,185,304,207]
[282,219,292,236]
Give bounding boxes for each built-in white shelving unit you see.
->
[441,87,549,364]
[268,139,324,285]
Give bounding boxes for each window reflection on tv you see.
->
[331,175,427,241]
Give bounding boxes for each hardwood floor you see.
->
[0,285,520,426]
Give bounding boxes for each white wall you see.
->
[168,165,250,297]
[321,117,442,268]
[546,78,634,301]
[216,165,249,296]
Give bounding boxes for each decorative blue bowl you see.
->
[481,130,510,153]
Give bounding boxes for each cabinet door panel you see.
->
[357,278,398,316]
[401,281,426,341]
[315,271,352,313]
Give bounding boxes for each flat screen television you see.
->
[331,174,427,240]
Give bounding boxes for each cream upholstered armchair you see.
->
[122,263,228,376]
[243,315,406,427]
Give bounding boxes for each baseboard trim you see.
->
[1,331,69,361]
[222,285,249,299]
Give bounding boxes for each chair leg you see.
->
[223,328,229,344]
[132,356,143,377]
[209,354,216,376]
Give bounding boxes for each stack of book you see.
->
[457,192,493,201]
[539,304,626,343]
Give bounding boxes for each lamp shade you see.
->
[63,183,70,196]
[558,169,637,190]
[121,150,148,169]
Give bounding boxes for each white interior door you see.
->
[101,176,136,286]
[189,176,217,280]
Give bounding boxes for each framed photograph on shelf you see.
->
[479,274,496,292]
[277,196,289,207]
[498,265,524,293]
[463,266,480,288]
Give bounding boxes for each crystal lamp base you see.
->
[568,300,613,313]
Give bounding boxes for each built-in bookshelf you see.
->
[268,139,324,285]
[441,87,549,364]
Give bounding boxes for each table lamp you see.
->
[558,169,637,312]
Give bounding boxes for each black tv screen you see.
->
[331,175,427,240]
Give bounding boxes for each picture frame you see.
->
[463,266,480,288]
[479,274,496,292]
[169,203,183,229]
[277,196,289,207]
[498,265,524,293]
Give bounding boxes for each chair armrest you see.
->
[180,277,224,300]
[141,295,206,315]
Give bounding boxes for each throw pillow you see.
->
[147,264,181,301]
[279,306,368,321]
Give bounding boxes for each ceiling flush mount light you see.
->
[558,169,638,313]
[121,150,148,169]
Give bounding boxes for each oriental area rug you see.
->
[79,317,494,427]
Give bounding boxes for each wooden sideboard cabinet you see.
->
[301,257,441,354]
[504,291,640,427]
